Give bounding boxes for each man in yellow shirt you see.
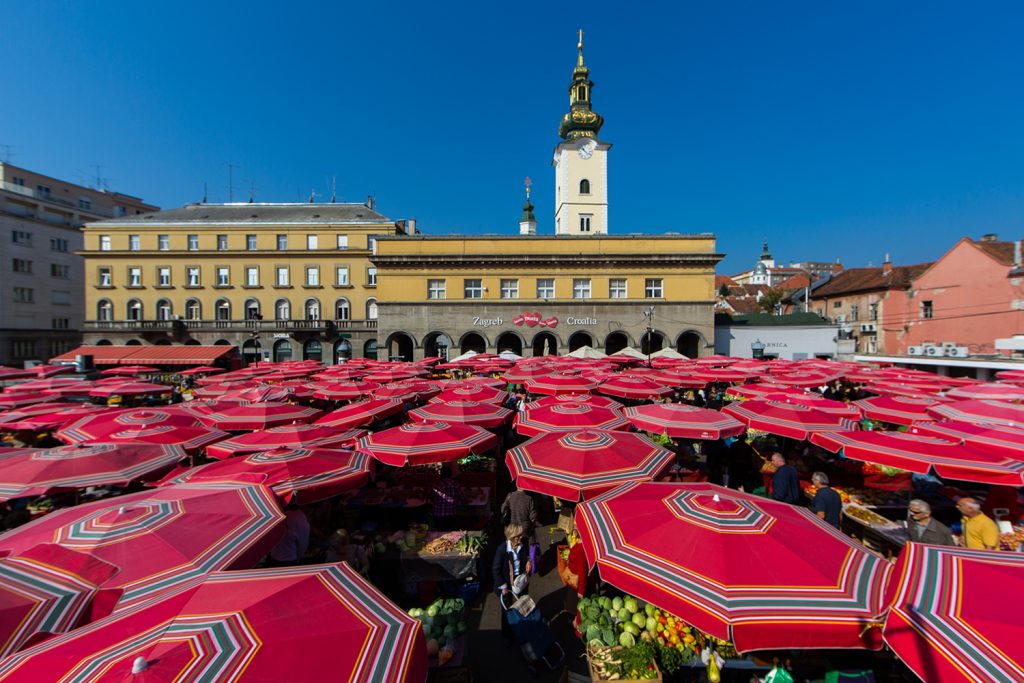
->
[957,497,1000,550]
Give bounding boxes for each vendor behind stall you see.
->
[907,499,955,546]
[958,497,1000,550]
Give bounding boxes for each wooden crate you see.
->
[557,508,575,533]
[587,645,662,683]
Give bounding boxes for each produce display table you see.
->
[1000,524,1024,551]
[841,504,909,556]
[400,531,484,583]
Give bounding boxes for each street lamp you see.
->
[643,306,655,367]
[751,338,766,360]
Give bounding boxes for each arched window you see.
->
[126,299,143,321]
[244,298,261,320]
[215,299,231,321]
[97,299,113,322]
[305,298,321,321]
[366,298,378,320]
[335,298,351,321]
[156,299,172,321]
[579,179,590,194]
[275,299,291,321]
[185,299,201,321]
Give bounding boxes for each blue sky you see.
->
[3,1,1022,273]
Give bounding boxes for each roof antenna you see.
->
[249,181,255,204]
[202,181,208,203]
[329,174,337,203]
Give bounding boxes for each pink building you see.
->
[898,235,1024,356]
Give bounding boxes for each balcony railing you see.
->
[83,318,377,332]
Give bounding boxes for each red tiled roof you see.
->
[776,274,812,290]
[974,239,1016,266]
[810,263,933,298]
[51,345,236,366]
[715,275,738,288]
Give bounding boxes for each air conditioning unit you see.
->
[908,346,924,356]
[925,346,943,356]
[860,323,876,333]
[945,347,970,358]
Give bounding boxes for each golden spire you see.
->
[578,29,585,67]
[524,176,532,201]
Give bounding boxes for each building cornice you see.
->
[371,253,724,268]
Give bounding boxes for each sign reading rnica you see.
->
[471,313,599,328]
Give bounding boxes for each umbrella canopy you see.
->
[358,421,497,467]
[0,405,108,433]
[0,443,187,502]
[927,399,1024,428]
[767,371,842,388]
[84,426,229,453]
[311,380,379,401]
[0,367,33,381]
[575,482,892,652]
[944,382,1024,401]
[0,563,426,683]
[177,366,226,377]
[725,383,807,400]
[865,381,946,399]
[409,400,513,429]
[86,382,172,399]
[0,483,284,612]
[525,373,599,395]
[314,398,405,429]
[442,376,506,389]
[514,401,629,437]
[99,366,160,376]
[722,399,858,440]
[206,425,365,460]
[372,383,423,402]
[909,419,1024,460]
[689,368,760,383]
[596,375,673,400]
[524,394,624,410]
[506,430,674,501]
[623,403,746,440]
[811,430,1024,486]
[29,365,76,379]
[757,392,863,420]
[222,385,309,403]
[853,395,940,426]
[0,394,60,410]
[57,409,202,445]
[431,385,508,405]
[883,543,1024,683]
[196,402,322,431]
[158,447,374,504]
[0,543,121,657]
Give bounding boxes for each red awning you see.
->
[50,345,236,367]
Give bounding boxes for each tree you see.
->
[757,288,786,314]
[717,283,731,298]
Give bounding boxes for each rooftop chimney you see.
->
[882,253,892,276]
[831,259,844,274]
[980,233,998,242]
[1016,240,1022,267]
[366,195,375,210]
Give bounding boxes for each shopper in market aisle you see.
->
[492,523,532,644]
[768,452,800,505]
[501,487,539,545]
[906,500,955,546]
[810,472,842,528]
[957,497,1000,550]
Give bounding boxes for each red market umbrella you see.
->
[725,383,806,400]
[99,366,160,377]
[315,398,405,429]
[29,365,76,379]
[0,484,284,612]
[358,421,497,467]
[0,405,108,432]
[8,378,84,392]
[506,430,674,501]
[311,380,379,401]
[432,385,508,405]
[503,365,559,383]
[597,375,673,400]
[514,401,629,437]
[944,382,1024,401]
[574,482,892,652]
[524,394,624,410]
[525,373,599,395]
[409,400,513,429]
[927,399,1024,428]
[40,384,97,399]
[442,376,506,389]
[624,403,746,440]
[159,447,374,504]
[0,367,32,381]
[177,366,226,377]
[0,443,187,501]
[810,430,1024,486]
[222,384,310,403]
[369,384,421,402]
[196,402,322,431]
[0,394,60,410]
[865,381,946,399]
[206,425,365,460]
[87,382,171,398]
[83,427,229,454]
[0,563,426,683]
[0,544,121,657]
[758,392,863,420]
[690,368,760,383]
[362,369,419,383]
[722,399,858,441]
[909,420,1024,460]
[191,381,255,398]
[57,408,202,445]
[768,371,843,388]
[853,395,940,426]
[883,543,1024,683]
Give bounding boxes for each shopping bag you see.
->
[528,542,540,574]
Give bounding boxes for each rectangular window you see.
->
[500,278,519,299]
[305,266,320,286]
[36,184,51,197]
[13,287,34,303]
[833,301,842,309]
[128,267,142,287]
[336,235,348,250]
[99,235,110,251]
[12,259,32,274]
[50,264,70,279]
[187,267,201,287]
[217,267,230,286]
[870,303,878,321]
[187,234,199,251]
[367,267,377,286]
[850,305,859,321]
[306,235,318,250]
[335,266,349,286]
[246,267,259,286]
[129,234,140,251]
[98,267,112,287]
[427,279,446,300]
[50,238,68,252]
[51,290,71,305]
[367,237,377,253]
[217,234,228,250]
[12,230,32,246]
[52,317,70,329]
[246,234,257,250]
[276,267,290,287]
[11,177,23,186]
[580,215,592,232]
[921,300,934,319]
[609,278,627,298]
[573,278,592,299]
[464,278,483,299]
[645,278,664,298]
[114,206,127,217]
[277,234,288,250]
[78,197,92,210]
[158,234,170,251]
[158,267,171,286]
[11,340,35,358]
[536,278,555,299]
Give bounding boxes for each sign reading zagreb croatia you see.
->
[472,313,599,328]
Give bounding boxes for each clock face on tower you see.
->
[577,139,596,159]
